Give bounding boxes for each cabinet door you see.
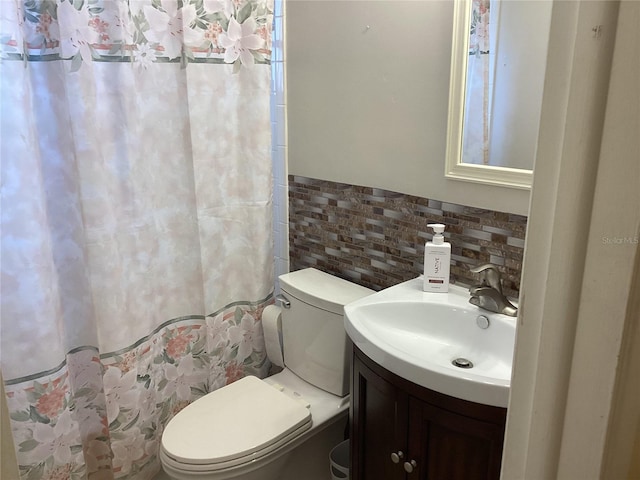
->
[351,355,407,480]
[407,397,505,480]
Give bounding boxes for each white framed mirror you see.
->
[445,0,552,190]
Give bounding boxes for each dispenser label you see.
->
[433,257,441,274]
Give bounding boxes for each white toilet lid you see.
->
[161,376,312,466]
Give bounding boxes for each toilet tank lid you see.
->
[279,268,375,314]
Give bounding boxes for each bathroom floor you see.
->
[153,470,172,480]
[153,464,333,480]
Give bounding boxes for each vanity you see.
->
[350,347,506,480]
[344,277,516,480]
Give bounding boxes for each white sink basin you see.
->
[344,277,516,407]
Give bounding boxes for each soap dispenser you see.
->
[423,223,451,292]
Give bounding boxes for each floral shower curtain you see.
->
[0,0,274,478]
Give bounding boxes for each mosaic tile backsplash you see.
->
[288,176,527,299]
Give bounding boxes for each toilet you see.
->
[159,268,374,480]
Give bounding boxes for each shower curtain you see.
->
[0,0,274,478]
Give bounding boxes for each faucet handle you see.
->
[470,264,503,294]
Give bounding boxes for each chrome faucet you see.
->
[468,264,518,317]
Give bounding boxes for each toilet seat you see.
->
[161,376,312,471]
[160,421,310,474]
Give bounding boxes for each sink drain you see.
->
[452,358,473,369]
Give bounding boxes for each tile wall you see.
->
[288,176,527,299]
[271,0,289,293]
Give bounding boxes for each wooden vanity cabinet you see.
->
[350,346,507,480]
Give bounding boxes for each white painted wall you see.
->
[502,1,640,478]
[557,1,639,476]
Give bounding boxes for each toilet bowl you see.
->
[160,269,373,480]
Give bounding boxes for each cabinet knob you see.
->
[390,451,404,463]
[404,460,417,473]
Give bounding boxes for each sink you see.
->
[344,277,516,407]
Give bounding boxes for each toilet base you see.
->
[278,416,347,480]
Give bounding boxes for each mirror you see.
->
[445,0,552,190]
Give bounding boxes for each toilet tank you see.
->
[278,268,374,396]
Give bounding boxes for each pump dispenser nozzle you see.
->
[427,223,446,245]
